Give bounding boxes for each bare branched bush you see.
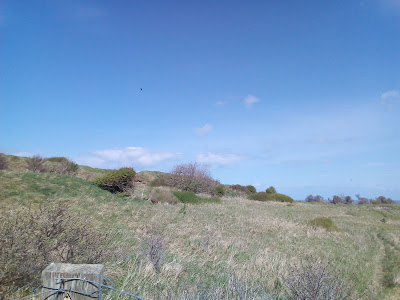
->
[167,162,219,194]
[141,231,167,271]
[175,274,273,300]
[47,158,79,175]
[0,153,8,170]
[285,256,352,300]
[26,154,46,172]
[0,202,117,296]
[305,194,325,202]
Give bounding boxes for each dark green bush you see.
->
[308,217,339,231]
[250,192,294,203]
[266,186,276,194]
[246,185,256,194]
[267,193,294,203]
[93,167,136,194]
[215,185,225,197]
[0,154,8,170]
[249,192,269,201]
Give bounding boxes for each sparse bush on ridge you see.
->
[47,157,79,175]
[93,167,136,194]
[26,154,46,173]
[149,187,178,204]
[0,153,8,170]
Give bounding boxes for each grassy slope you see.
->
[1,159,400,298]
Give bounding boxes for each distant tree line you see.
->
[305,194,396,205]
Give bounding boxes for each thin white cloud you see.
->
[215,101,228,106]
[380,90,400,112]
[14,151,35,157]
[243,95,260,108]
[194,124,213,136]
[381,90,400,100]
[75,147,183,169]
[196,152,247,166]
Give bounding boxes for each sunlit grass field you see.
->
[1,167,400,299]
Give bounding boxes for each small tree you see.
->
[93,167,136,194]
[266,186,276,194]
[26,155,45,172]
[168,162,219,194]
[305,195,324,202]
[331,195,344,204]
[356,194,370,205]
[344,195,353,204]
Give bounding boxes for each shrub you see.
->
[140,231,167,271]
[285,256,352,300]
[372,196,395,204]
[167,162,219,194]
[148,187,178,204]
[266,186,276,194]
[246,185,256,194]
[0,153,8,170]
[344,195,354,204]
[356,194,371,205]
[215,185,225,197]
[250,192,294,203]
[331,195,344,204]
[267,193,294,203]
[249,192,269,201]
[0,202,116,297]
[308,217,339,231]
[150,176,169,187]
[26,154,46,172]
[47,158,79,175]
[305,194,324,202]
[93,167,136,194]
[230,184,248,193]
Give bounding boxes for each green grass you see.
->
[1,169,400,299]
[172,190,221,204]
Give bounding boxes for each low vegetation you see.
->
[93,167,136,194]
[1,154,399,299]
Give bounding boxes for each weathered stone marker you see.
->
[41,263,104,300]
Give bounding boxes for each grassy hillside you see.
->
[1,160,400,299]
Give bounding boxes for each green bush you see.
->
[150,176,169,187]
[249,192,294,203]
[266,186,276,194]
[93,167,136,194]
[149,187,178,204]
[215,185,225,197]
[249,192,269,201]
[308,217,339,231]
[246,185,256,194]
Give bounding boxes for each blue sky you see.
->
[1,0,399,200]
